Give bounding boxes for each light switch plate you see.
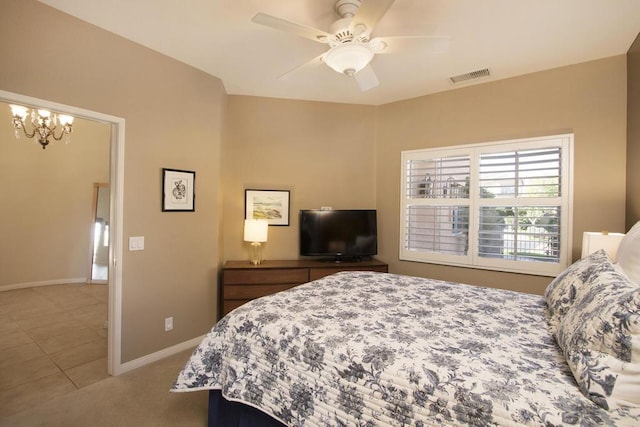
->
[129,236,144,251]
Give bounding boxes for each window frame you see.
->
[400,134,574,276]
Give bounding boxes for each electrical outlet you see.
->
[164,317,173,331]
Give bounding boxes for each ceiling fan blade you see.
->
[350,0,396,35]
[252,13,333,44]
[353,64,379,91]
[278,54,325,80]
[371,36,451,54]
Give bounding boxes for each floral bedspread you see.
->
[172,271,640,426]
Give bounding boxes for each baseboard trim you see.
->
[0,277,88,292]
[113,335,205,376]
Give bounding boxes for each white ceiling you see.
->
[39,0,640,106]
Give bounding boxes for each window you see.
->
[400,134,573,276]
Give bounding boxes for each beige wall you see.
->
[628,33,640,228]
[223,96,377,261]
[376,56,628,295]
[0,0,226,362]
[0,112,110,286]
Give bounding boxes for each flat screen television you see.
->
[299,209,377,262]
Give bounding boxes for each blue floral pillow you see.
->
[555,261,640,410]
[544,250,615,334]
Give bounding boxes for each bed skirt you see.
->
[208,390,285,427]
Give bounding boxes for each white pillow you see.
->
[617,221,640,284]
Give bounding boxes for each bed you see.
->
[172,227,640,426]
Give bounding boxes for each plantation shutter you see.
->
[403,150,472,261]
[477,147,562,263]
[400,134,572,276]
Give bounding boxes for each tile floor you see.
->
[0,283,108,417]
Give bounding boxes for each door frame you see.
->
[89,182,110,284]
[0,90,125,376]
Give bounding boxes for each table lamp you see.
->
[244,219,268,265]
[581,230,625,260]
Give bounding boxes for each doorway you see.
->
[0,89,125,376]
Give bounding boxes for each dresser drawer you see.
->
[223,268,309,285]
[223,299,248,315]
[225,283,300,299]
[309,265,388,281]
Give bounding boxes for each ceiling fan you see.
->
[252,0,450,91]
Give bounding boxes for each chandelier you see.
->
[9,105,74,149]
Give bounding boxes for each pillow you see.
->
[544,250,616,334]
[555,261,640,410]
[617,221,640,284]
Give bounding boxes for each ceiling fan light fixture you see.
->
[324,42,374,76]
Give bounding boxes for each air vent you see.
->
[450,68,491,84]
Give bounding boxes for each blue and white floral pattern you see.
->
[555,258,640,410]
[173,271,640,426]
[544,250,615,334]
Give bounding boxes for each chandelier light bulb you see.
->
[58,115,74,126]
[10,104,28,119]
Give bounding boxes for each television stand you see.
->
[318,255,371,263]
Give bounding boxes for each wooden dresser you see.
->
[220,259,388,317]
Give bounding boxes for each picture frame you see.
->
[245,189,290,226]
[162,168,195,212]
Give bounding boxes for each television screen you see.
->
[299,209,377,261]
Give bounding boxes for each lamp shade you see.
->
[244,219,268,243]
[581,231,625,260]
[58,114,74,126]
[10,104,28,119]
[324,42,374,75]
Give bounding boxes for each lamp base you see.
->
[248,242,264,265]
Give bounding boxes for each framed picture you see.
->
[162,168,195,212]
[245,189,290,226]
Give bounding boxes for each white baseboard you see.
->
[113,335,205,376]
[0,277,88,292]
